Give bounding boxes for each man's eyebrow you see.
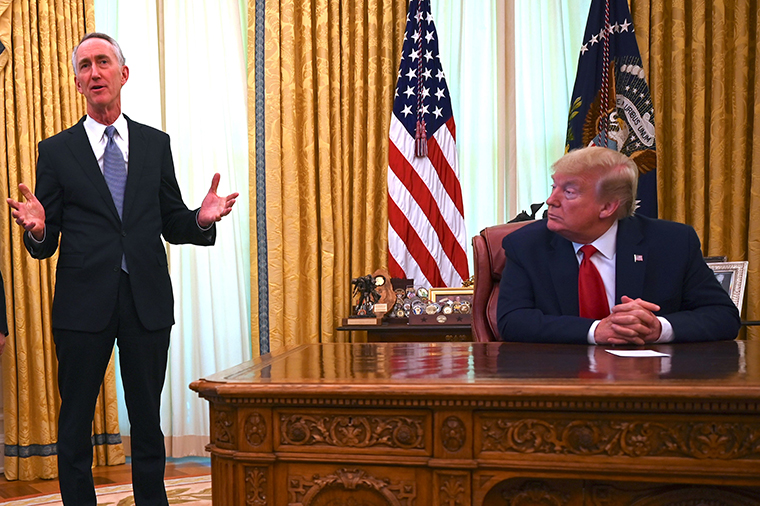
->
[79,53,111,63]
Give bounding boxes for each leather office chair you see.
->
[471,221,534,342]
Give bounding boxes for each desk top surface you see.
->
[195,341,760,400]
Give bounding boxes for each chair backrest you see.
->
[471,221,534,342]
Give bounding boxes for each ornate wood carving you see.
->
[213,408,235,447]
[287,468,417,506]
[245,412,268,447]
[280,414,424,449]
[245,466,268,506]
[501,481,568,506]
[480,416,760,460]
[199,393,760,414]
[438,473,466,506]
[441,416,466,453]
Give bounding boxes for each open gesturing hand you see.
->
[197,173,239,228]
[7,183,46,241]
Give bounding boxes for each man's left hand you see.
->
[198,173,239,228]
[608,296,662,343]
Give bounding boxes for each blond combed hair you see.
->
[552,146,638,219]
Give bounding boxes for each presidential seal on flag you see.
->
[566,0,658,218]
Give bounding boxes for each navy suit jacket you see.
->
[24,115,215,332]
[496,216,741,343]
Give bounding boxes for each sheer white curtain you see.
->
[95,0,251,457]
[432,0,590,265]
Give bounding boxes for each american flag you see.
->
[387,0,468,288]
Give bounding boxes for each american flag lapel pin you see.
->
[634,254,644,262]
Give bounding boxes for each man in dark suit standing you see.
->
[6,33,238,506]
[497,146,740,345]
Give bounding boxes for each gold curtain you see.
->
[631,0,760,339]
[253,0,407,351]
[0,0,124,480]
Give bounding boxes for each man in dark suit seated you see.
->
[497,146,740,345]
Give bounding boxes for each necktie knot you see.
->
[105,125,116,141]
[580,244,598,259]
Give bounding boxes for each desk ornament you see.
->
[343,270,397,326]
[408,286,474,325]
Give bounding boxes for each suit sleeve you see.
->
[663,227,741,342]
[496,234,593,344]
[156,136,216,246]
[0,269,8,335]
[23,142,64,260]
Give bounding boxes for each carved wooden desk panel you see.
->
[190,341,760,506]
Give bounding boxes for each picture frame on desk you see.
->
[707,261,748,310]
[429,287,474,304]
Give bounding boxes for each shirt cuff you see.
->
[27,229,46,244]
[654,316,674,343]
[587,320,600,344]
[196,210,214,231]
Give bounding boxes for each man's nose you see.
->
[546,188,560,207]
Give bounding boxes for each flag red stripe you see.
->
[445,117,456,141]
[388,250,405,280]
[427,134,464,215]
[388,197,445,287]
[388,141,469,281]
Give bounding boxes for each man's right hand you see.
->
[594,296,662,345]
[7,183,46,241]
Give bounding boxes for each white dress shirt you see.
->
[83,114,129,173]
[573,221,674,344]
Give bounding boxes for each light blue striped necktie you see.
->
[103,125,126,218]
[103,125,128,272]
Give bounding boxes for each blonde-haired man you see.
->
[497,146,740,344]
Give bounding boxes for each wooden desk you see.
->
[190,341,760,505]
[336,321,472,342]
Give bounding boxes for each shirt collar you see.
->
[83,113,128,143]
[573,220,618,260]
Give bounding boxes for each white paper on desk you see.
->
[605,350,670,358]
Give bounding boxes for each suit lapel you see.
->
[615,217,647,302]
[123,115,146,224]
[64,118,121,222]
[549,233,581,316]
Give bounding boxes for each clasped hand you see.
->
[594,295,662,345]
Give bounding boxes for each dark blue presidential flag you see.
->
[566,0,657,218]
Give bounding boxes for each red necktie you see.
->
[578,245,610,319]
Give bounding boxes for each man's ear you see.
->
[599,200,621,220]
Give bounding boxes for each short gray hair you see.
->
[552,146,639,219]
[71,32,126,75]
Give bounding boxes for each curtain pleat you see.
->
[1,0,124,481]
[259,0,407,350]
[632,0,760,338]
